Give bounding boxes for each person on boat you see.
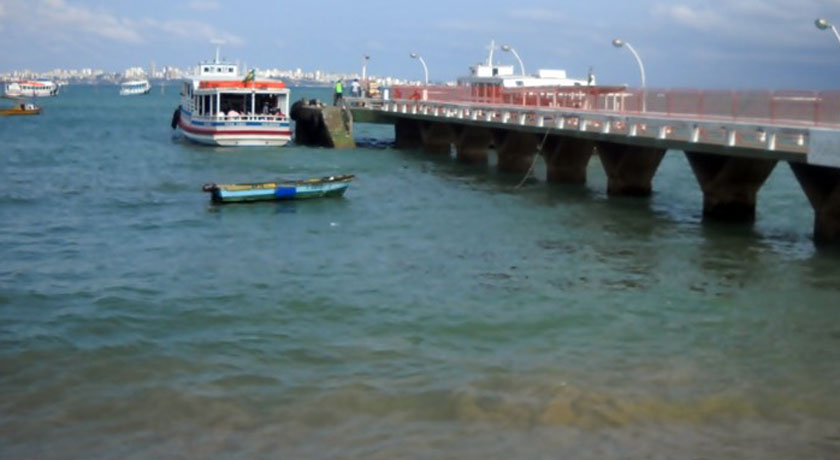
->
[350,79,360,97]
[227,108,240,118]
[333,79,344,106]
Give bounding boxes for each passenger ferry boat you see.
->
[172,48,291,147]
[120,79,151,96]
[4,80,59,98]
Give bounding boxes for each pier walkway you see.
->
[348,85,840,245]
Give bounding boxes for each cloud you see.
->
[2,0,242,46]
[435,19,498,32]
[364,40,386,52]
[141,19,244,45]
[508,7,566,24]
[652,4,724,31]
[188,0,221,11]
[650,1,840,48]
[36,0,144,43]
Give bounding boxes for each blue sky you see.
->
[3,0,840,89]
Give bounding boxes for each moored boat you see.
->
[120,79,152,96]
[202,174,354,203]
[1,102,42,116]
[4,80,59,98]
[172,46,291,147]
[457,40,595,90]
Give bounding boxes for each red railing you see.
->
[387,85,840,127]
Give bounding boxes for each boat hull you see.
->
[203,175,354,203]
[120,88,151,96]
[1,108,42,116]
[178,109,292,147]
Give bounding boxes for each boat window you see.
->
[204,67,210,72]
[254,93,284,115]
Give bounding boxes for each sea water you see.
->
[1,85,839,459]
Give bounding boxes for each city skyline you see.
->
[3,0,840,89]
[0,63,418,88]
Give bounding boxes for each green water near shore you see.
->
[1,85,838,459]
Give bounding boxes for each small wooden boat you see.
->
[202,174,354,203]
[1,103,42,116]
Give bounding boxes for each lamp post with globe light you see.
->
[815,18,840,46]
[612,38,646,111]
[409,52,429,85]
[362,55,370,80]
[500,44,526,76]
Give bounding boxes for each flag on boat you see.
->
[243,69,256,83]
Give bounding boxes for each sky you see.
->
[3,0,840,89]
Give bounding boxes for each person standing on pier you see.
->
[333,79,344,106]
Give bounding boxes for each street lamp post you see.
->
[362,54,370,80]
[409,52,429,85]
[612,38,646,111]
[815,18,840,47]
[501,44,526,76]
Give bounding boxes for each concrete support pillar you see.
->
[542,136,595,184]
[789,162,840,245]
[454,126,492,164]
[394,119,423,149]
[596,142,666,196]
[685,151,777,222]
[493,130,538,173]
[420,122,455,155]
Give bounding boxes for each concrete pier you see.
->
[543,136,595,184]
[454,126,492,164]
[395,119,423,149]
[493,130,538,173]
[686,152,777,222]
[346,87,840,245]
[420,122,455,155]
[790,163,840,245]
[290,101,355,149]
[596,142,665,197]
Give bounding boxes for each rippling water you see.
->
[1,86,839,459]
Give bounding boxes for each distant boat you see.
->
[120,79,152,96]
[202,174,354,203]
[1,102,42,116]
[4,80,59,98]
[457,40,595,89]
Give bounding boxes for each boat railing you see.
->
[194,113,288,122]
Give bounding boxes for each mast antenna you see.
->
[210,39,226,63]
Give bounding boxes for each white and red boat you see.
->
[172,48,291,147]
[4,80,59,98]
[457,40,594,90]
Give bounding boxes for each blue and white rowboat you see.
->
[202,174,354,203]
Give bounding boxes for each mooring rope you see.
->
[514,127,553,190]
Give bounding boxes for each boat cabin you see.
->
[181,61,289,119]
